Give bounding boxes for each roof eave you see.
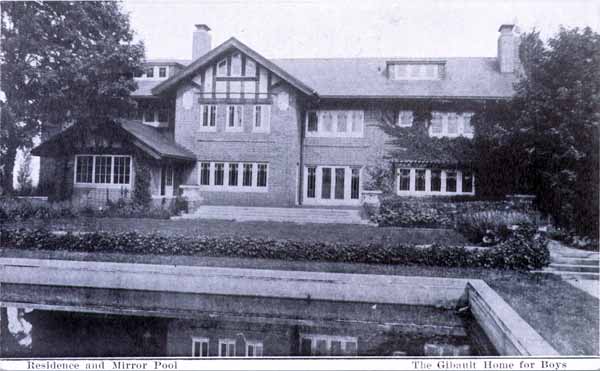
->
[318,94,513,101]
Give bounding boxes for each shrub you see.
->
[0,198,75,222]
[0,226,549,271]
[456,210,537,245]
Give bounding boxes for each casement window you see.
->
[429,112,475,138]
[231,53,242,76]
[74,155,132,187]
[253,105,271,133]
[145,68,154,78]
[299,334,358,356]
[200,105,217,130]
[217,59,228,76]
[305,110,364,138]
[158,67,167,78]
[398,111,414,127]
[192,338,209,357]
[198,162,268,191]
[218,339,236,357]
[396,167,475,196]
[245,58,257,77]
[351,168,360,199]
[226,105,243,132]
[307,167,316,198]
[245,341,263,357]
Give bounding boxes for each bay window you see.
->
[74,155,131,187]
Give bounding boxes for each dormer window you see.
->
[389,61,444,80]
[217,59,228,76]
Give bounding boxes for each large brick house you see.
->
[33,24,519,208]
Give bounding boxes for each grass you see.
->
[7,217,467,246]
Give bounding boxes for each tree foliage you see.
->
[0,1,144,193]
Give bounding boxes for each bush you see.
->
[0,226,550,271]
[0,198,75,222]
[456,211,537,245]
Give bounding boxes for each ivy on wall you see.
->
[132,155,152,207]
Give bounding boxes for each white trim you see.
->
[192,337,209,357]
[134,66,169,81]
[218,339,236,357]
[73,154,132,188]
[305,110,364,138]
[196,161,269,192]
[428,111,475,139]
[396,166,476,196]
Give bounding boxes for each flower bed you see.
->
[1,227,549,271]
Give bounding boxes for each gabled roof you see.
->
[273,57,516,99]
[32,119,196,162]
[151,37,317,97]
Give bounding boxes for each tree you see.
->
[16,148,33,195]
[488,27,600,236]
[0,1,144,193]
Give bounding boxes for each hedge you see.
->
[0,227,550,271]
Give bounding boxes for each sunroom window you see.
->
[75,155,132,187]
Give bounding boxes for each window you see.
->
[351,168,360,199]
[321,168,331,199]
[243,164,253,187]
[299,335,358,356]
[429,112,475,138]
[307,167,316,198]
[245,58,256,77]
[146,67,154,78]
[431,113,443,134]
[75,155,132,187]
[335,168,345,199]
[229,163,239,186]
[463,114,474,136]
[227,105,243,131]
[447,114,458,135]
[158,67,167,78]
[425,64,435,78]
[217,59,228,76]
[306,110,364,137]
[200,162,210,185]
[75,155,93,183]
[192,338,209,357]
[246,341,263,357]
[307,111,319,132]
[201,105,217,129]
[253,105,270,133]
[157,109,169,123]
[431,170,442,192]
[214,163,224,185]
[415,169,426,191]
[231,53,242,76]
[94,156,112,184]
[113,157,131,184]
[394,64,407,79]
[257,164,268,187]
[462,171,474,193]
[143,110,155,123]
[219,339,235,357]
[410,64,421,77]
[398,168,410,191]
[446,171,457,192]
[398,111,413,127]
[390,63,442,80]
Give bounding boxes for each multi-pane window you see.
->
[429,112,475,138]
[246,342,263,357]
[257,164,268,187]
[159,67,167,78]
[143,110,155,123]
[335,168,345,199]
[192,338,209,357]
[146,68,154,78]
[299,335,358,356]
[200,162,210,185]
[228,163,239,186]
[113,157,131,184]
[75,155,131,186]
[351,168,360,199]
[306,110,364,137]
[307,167,316,198]
[447,114,458,135]
[446,171,457,192]
[75,155,94,183]
[214,163,225,185]
[219,339,235,357]
[201,105,217,129]
[431,113,443,134]
[398,111,414,127]
[391,63,441,80]
[243,164,253,187]
[253,105,270,133]
[398,169,410,191]
[431,170,442,192]
[226,105,243,131]
[94,156,112,184]
[415,169,426,191]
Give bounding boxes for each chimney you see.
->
[497,24,520,73]
[192,24,211,60]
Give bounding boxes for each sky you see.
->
[121,0,599,60]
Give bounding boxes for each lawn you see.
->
[8,217,467,246]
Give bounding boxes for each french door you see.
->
[303,166,361,205]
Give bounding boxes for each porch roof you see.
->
[32,119,196,162]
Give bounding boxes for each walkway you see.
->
[173,205,369,224]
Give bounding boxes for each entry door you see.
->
[160,165,174,197]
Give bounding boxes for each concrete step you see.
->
[551,256,599,266]
[549,263,599,273]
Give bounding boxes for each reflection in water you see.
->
[1,298,496,357]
